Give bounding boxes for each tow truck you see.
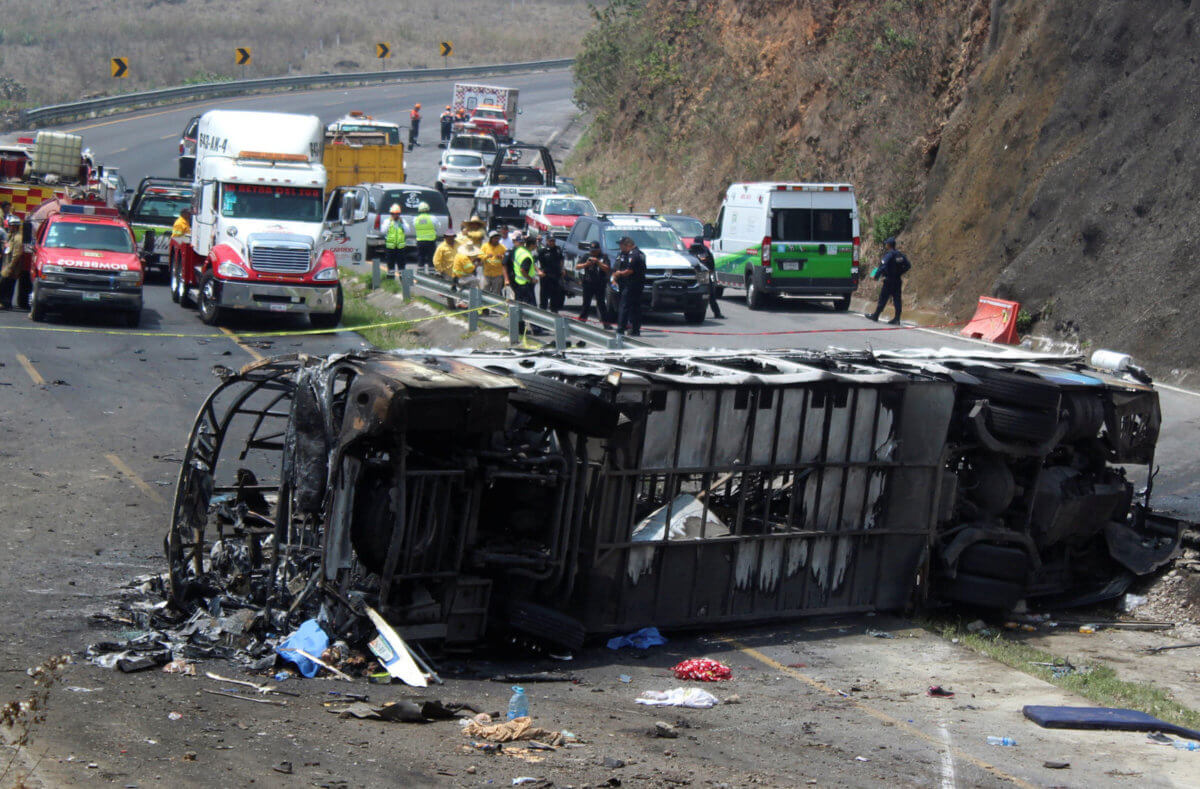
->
[124,177,193,278]
[29,204,143,326]
[472,143,557,232]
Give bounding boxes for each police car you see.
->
[29,204,144,326]
[561,214,709,323]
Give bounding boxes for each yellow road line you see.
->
[722,637,1037,789]
[105,453,166,504]
[219,326,265,361]
[16,353,44,385]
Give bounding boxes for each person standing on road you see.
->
[440,105,454,143]
[502,230,522,294]
[612,236,646,337]
[688,241,723,319]
[383,203,407,275]
[0,216,24,310]
[512,235,539,305]
[433,229,457,279]
[865,236,910,325]
[576,241,612,329]
[408,103,422,151]
[413,202,438,271]
[536,233,565,313]
[480,229,508,295]
[172,207,192,242]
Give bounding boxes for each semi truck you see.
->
[451,83,519,142]
[168,110,369,328]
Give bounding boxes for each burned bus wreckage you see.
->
[165,348,1180,652]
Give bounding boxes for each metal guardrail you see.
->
[21,58,575,127]
[389,267,651,350]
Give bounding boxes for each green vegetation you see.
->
[340,271,413,348]
[872,199,912,242]
[934,620,1200,731]
[1016,308,1033,334]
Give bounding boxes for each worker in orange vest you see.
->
[408,103,422,151]
[440,105,454,143]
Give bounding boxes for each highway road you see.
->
[1,66,1198,786]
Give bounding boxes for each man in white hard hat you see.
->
[413,201,438,271]
[383,203,407,275]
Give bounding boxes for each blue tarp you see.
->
[275,619,329,678]
[606,626,668,650]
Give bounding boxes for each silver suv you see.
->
[362,184,452,262]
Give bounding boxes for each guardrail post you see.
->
[509,303,522,345]
[468,287,481,332]
[401,268,413,300]
[608,333,624,350]
[371,258,381,291]
[554,315,568,352]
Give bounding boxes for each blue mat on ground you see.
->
[1022,705,1200,741]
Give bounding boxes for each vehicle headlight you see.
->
[313,266,339,281]
[218,261,249,278]
[696,268,710,284]
[42,264,64,275]
[118,269,142,283]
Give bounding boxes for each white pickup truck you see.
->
[472,143,557,232]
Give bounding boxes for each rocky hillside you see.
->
[571,0,1199,374]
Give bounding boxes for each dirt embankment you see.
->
[572,0,1200,373]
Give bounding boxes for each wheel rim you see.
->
[201,281,215,317]
[171,263,179,297]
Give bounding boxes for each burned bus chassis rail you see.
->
[164,348,1182,650]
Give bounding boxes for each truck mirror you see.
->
[702,223,715,240]
[351,201,368,223]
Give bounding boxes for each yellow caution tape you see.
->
[0,302,506,340]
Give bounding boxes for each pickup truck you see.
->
[472,144,557,232]
[124,177,193,277]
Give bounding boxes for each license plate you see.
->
[499,198,532,208]
[82,292,101,301]
[269,303,289,312]
[781,260,801,271]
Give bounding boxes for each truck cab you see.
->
[124,177,193,277]
[29,204,144,327]
[169,110,369,328]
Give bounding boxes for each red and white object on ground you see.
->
[961,295,1021,344]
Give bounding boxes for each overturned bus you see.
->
[166,348,1180,649]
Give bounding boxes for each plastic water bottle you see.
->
[1173,740,1200,751]
[987,736,1016,746]
[507,685,528,720]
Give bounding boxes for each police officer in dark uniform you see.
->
[612,235,646,336]
[536,232,565,312]
[688,241,722,319]
[576,241,612,328]
[866,237,910,325]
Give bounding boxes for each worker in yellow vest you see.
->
[383,204,407,275]
[433,229,457,278]
[413,201,438,271]
[479,229,507,295]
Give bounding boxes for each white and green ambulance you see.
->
[706,182,860,311]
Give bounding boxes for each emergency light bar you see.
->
[774,184,853,192]
[237,151,309,162]
[59,204,120,217]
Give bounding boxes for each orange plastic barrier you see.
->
[960,296,1020,344]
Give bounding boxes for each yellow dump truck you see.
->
[322,112,405,191]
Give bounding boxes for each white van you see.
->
[706,182,861,310]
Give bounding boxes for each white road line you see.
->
[938,716,958,789]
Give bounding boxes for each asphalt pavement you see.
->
[1,67,1199,786]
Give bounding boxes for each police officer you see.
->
[413,201,438,270]
[866,236,910,325]
[440,105,454,143]
[383,203,407,274]
[536,232,565,312]
[688,241,722,319]
[512,234,538,306]
[612,235,646,336]
[576,241,612,329]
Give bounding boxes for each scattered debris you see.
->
[607,627,668,650]
[162,659,196,676]
[653,721,679,739]
[202,689,287,706]
[365,605,429,687]
[334,699,474,723]
[490,672,580,684]
[1043,761,1070,769]
[1145,642,1200,654]
[865,629,895,639]
[635,689,719,709]
[167,711,182,721]
[927,686,955,698]
[603,757,626,769]
[1023,705,1200,740]
[672,658,731,681]
[723,694,742,705]
[986,736,1016,746]
[461,715,566,745]
[513,778,539,786]
[276,620,329,678]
